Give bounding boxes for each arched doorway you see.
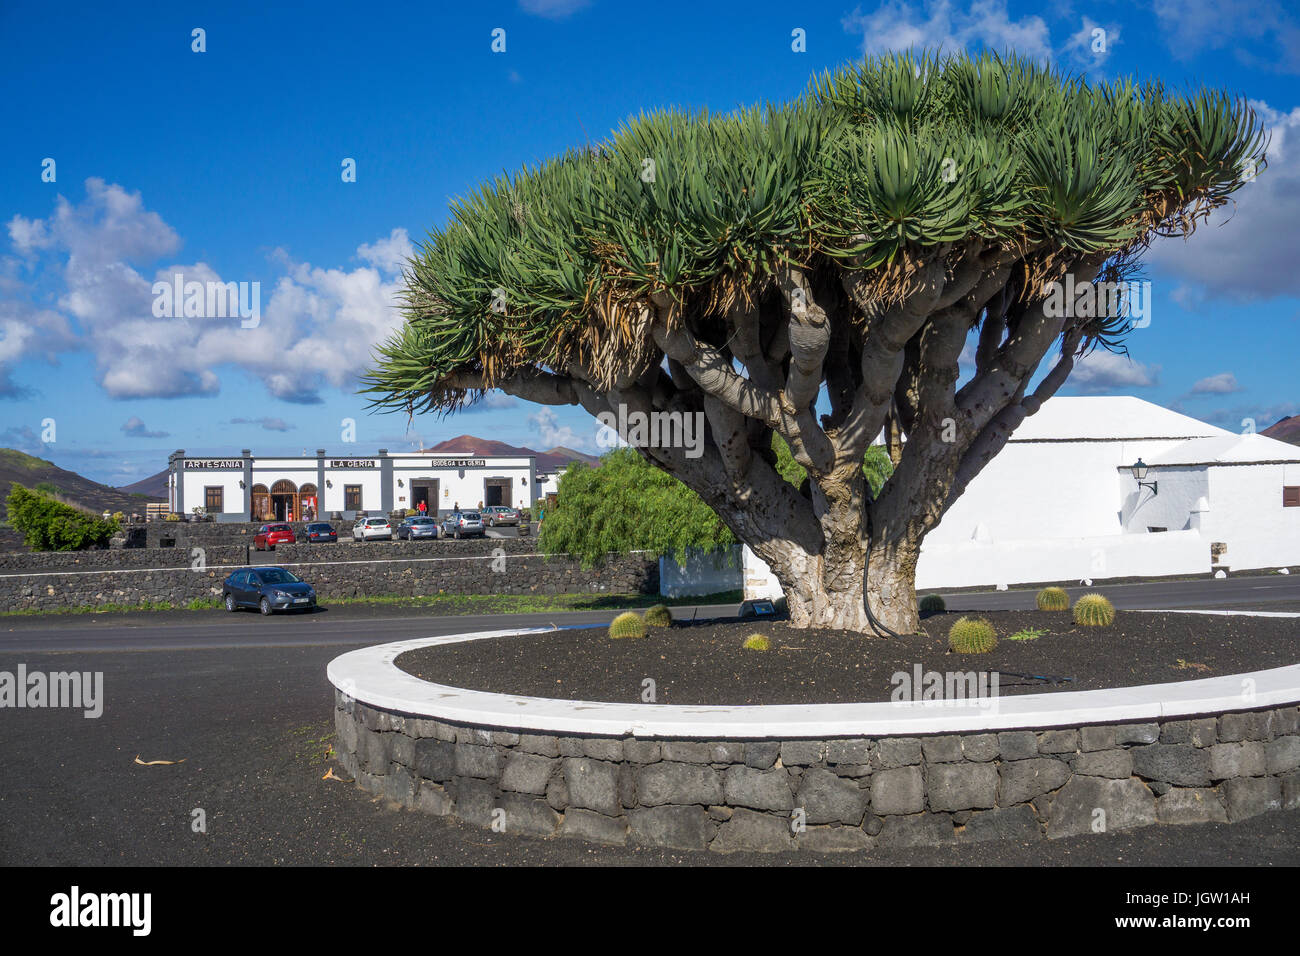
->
[251,484,270,521]
[299,483,318,521]
[270,479,298,521]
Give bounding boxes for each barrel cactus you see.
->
[742,633,770,651]
[608,611,647,639]
[1036,586,1070,611]
[1072,593,1116,627]
[948,617,997,654]
[918,594,946,615]
[644,604,672,627]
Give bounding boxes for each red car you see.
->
[253,523,296,550]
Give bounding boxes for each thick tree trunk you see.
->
[758,529,922,635]
[864,537,921,635]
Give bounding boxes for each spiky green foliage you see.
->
[919,594,946,614]
[644,603,672,627]
[366,51,1264,410]
[5,484,119,551]
[1007,627,1045,641]
[538,448,735,566]
[948,616,998,654]
[1072,593,1116,627]
[742,633,771,651]
[608,611,647,640]
[1036,586,1070,611]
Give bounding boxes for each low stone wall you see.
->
[0,545,249,573]
[0,551,657,611]
[333,695,1300,852]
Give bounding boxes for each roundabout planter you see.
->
[327,625,1300,852]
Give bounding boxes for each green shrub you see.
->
[608,611,646,639]
[1007,627,1045,641]
[918,594,946,614]
[644,604,672,627]
[742,633,770,651]
[1036,586,1070,611]
[948,617,997,654]
[1072,593,1115,627]
[4,483,119,551]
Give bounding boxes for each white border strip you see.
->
[326,625,1300,739]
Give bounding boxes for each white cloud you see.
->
[518,0,590,19]
[528,407,596,451]
[357,228,414,275]
[1146,100,1300,302]
[121,416,169,438]
[2,179,409,403]
[1062,17,1120,69]
[843,0,1051,61]
[1066,349,1160,394]
[1188,372,1242,395]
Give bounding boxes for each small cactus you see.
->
[948,616,997,654]
[742,633,770,651]
[1072,593,1115,627]
[1036,586,1069,611]
[918,594,946,614]
[608,611,646,639]
[644,604,672,627]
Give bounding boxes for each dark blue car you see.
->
[222,566,317,615]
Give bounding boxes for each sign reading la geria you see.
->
[329,459,378,468]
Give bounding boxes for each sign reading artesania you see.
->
[184,459,243,470]
[329,459,378,468]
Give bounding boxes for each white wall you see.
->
[930,438,1193,545]
[1201,464,1300,571]
[742,530,1210,599]
[659,547,743,597]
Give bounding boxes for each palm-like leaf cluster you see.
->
[365,49,1266,414]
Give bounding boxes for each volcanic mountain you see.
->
[425,435,599,472]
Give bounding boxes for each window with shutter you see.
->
[1284,486,1300,508]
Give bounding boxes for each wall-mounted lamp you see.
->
[1130,460,1158,496]
[326,480,333,489]
[521,477,527,485]
[239,480,245,489]
[398,479,404,487]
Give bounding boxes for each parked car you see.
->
[253,523,296,550]
[441,511,484,538]
[481,505,520,527]
[303,522,337,543]
[397,516,439,540]
[222,566,317,615]
[353,516,393,541]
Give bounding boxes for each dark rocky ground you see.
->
[2,641,1297,867]
[397,610,1300,706]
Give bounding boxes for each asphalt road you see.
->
[943,572,1300,612]
[1,571,1297,866]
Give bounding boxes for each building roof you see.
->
[1146,432,1300,466]
[1008,396,1232,442]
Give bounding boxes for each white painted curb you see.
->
[326,623,1300,739]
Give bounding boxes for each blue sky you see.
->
[1,0,1298,485]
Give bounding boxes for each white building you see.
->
[745,396,1300,597]
[167,448,538,522]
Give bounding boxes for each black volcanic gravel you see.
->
[395,610,1299,706]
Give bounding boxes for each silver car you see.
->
[397,516,439,539]
[441,511,484,539]
[481,505,520,527]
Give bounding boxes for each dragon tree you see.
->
[364,51,1266,634]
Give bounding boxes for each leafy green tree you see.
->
[539,448,735,565]
[365,50,1265,633]
[6,483,119,551]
